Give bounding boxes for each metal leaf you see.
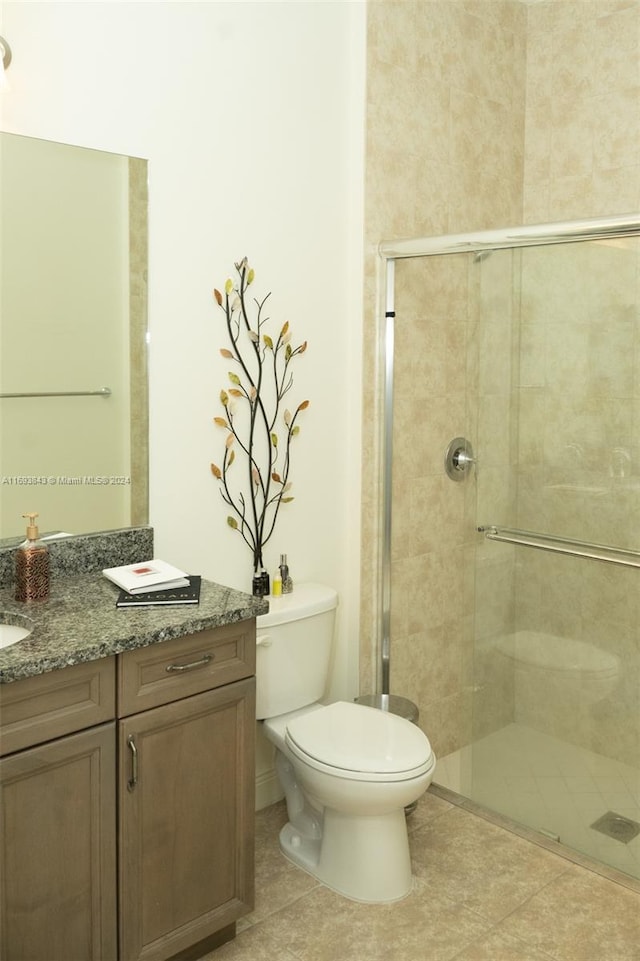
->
[211,463,221,479]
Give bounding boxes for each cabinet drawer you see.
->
[117,620,256,716]
[0,658,117,756]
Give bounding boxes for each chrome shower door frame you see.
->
[374,212,640,695]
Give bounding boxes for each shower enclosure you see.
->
[379,214,640,881]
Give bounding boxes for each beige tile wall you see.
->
[361,0,640,760]
[361,0,527,757]
[515,0,640,767]
[512,237,640,766]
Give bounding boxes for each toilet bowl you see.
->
[257,585,436,903]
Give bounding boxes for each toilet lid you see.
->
[285,701,434,780]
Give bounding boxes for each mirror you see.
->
[0,133,148,543]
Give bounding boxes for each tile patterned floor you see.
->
[436,723,640,880]
[204,790,640,961]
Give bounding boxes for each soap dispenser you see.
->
[15,512,50,602]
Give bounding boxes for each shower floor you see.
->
[435,722,640,881]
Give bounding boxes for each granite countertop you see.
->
[0,574,269,684]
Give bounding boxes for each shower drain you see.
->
[590,811,640,845]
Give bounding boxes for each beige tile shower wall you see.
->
[389,256,473,754]
[514,239,640,767]
[472,248,521,740]
[514,0,640,768]
[361,0,527,758]
[363,0,639,763]
[523,0,640,223]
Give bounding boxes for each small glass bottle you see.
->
[15,512,50,602]
[252,568,270,597]
[279,554,293,594]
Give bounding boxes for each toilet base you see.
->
[279,807,414,903]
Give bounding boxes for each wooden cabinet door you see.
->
[118,678,255,961]
[0,723,117,961]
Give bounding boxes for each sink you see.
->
[0,616,33,650]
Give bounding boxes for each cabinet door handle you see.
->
[127,735,138,792]
[165,653,213,673]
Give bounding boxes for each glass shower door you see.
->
[468,235,640,879]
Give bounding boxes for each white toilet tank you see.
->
[255,583,338,720]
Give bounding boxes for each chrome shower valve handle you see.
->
[445,437,475,481]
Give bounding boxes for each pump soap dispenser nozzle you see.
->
[23,512,40,541]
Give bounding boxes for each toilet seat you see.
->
[285,701,435,783]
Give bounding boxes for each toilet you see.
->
[256,583,436,903]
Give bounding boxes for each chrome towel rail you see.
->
[478,525,640,570]
[0,387,112,399]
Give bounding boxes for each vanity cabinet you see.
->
[117,624,256,961]
[0,659,118,961]
[0,619,256,961]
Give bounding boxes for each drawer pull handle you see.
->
[127,735,138,792]
[165,654,213,673]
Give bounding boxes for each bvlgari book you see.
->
[102,558,190,594]
[115,576,201,608]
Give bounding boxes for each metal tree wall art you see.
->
[210,258,309,584]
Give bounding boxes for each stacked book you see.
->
[102,559,201,608]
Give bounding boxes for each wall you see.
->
[0,0,366,803]
[512,0,640,767]
[511,242,640,768]
[361,0,527,756]
[363,0,640,761]
[523,0,640,223]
